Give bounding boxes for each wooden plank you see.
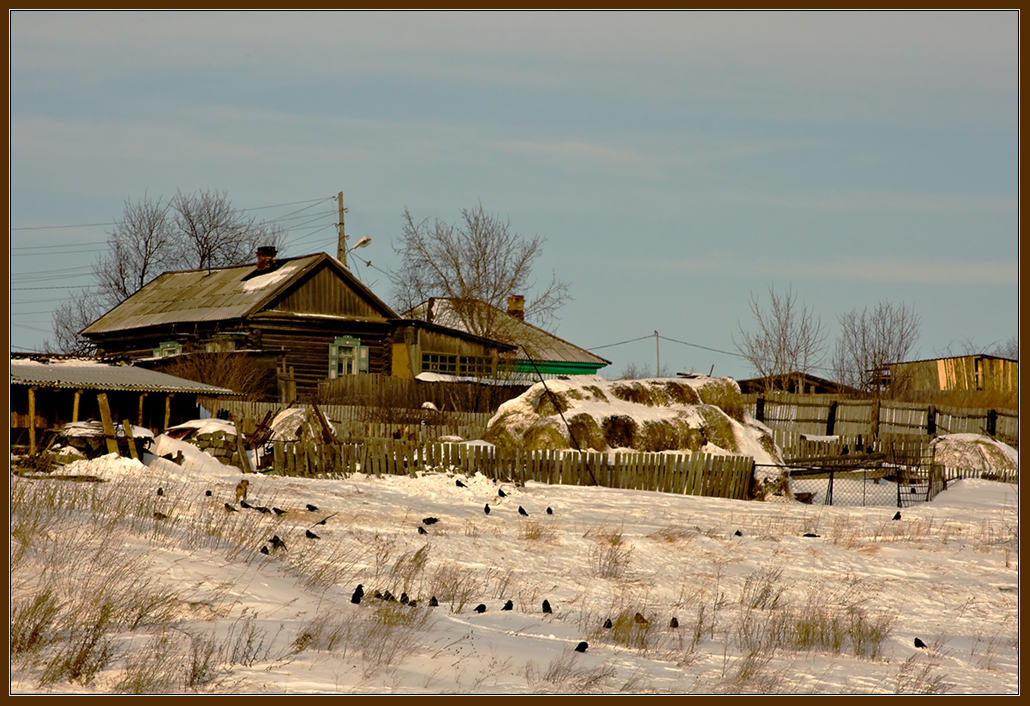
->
[27,386,37,455]
[96,392,120,456]
[121,420,138,460]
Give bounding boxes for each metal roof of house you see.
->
[10,357,238,395]
[406,298,610,369]
[81,252,397,335]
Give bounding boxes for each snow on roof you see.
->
[10,357,238,395]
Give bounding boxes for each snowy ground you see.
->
[9,434,1019,694]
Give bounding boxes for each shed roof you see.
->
[406,298,609,368]
[81,252,397,336]
[10,356,238,395]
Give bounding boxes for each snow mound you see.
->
[483,375,781,464]
[930,433,1018,473]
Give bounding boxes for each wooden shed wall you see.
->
[894,357,1018,393]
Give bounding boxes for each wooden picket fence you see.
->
[263,439,755,500]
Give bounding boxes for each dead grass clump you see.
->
[525,652,618,693]
[589,528,633,579]
[428,563,485,613]
[520,520,557,543]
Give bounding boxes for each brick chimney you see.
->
[256,246,277,272]
[507,294,525,321]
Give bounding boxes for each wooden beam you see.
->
[96,392,120,455]
[137,392,147,427]
[164,394,173,430]
[122,419,138,460]
[28,386,37,455]
[72,389,82,422]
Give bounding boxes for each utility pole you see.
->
[336,191,347,266]
[654,330,660,378]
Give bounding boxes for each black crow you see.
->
[400,592,410,605]
[157,487,164,496]
[498,488,507,498]
[351,585,364,604]
[518,506,528,517]
[153,511,168,520]
[305,529,320,539]
[474,604,486,613]
[484,503,491,515]
[270,535,287,551]
[456,479,467,488]
[734,529,743,537]
[224,502,239,512]
[634,612,648,624]
[603,618,612,629]
[429,596,439,607]
[257,506,271,514]
[893,511,902,521]
[502,600,513,611]
[205,489,212,497]
[408,600,418,608]
[306,503,319,511]
[273,507,287,516]
[422,517,439,525]
[260,546,270,555]
[803,532,820,538]
[240,500,253,509]
[546,507,553,515]
[418,526,428,535]
[669,617,679,628]
[373,590,382,599]
[574,641,588,653]
[384,591,396,602]
[914,637,927,649]
[542,599,552,614]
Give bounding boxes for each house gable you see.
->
[262,257,396,321]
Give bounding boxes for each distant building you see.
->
[735,371,862,396]
[404,295,610,379]
[877,354,1018,395]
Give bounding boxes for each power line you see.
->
[586,334,656,351]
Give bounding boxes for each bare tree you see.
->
[50,189,285,354]
[170,189,283,269]
[93,194,176,303]
[992,335,1019,359]
[391,204,570,341]
[733,285,826,392]
[47,296,107,356]
[831,300,920,395]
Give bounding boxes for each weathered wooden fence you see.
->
[198,398,494,441]
[262,439,755,500]
[316,373,529,413]
[745,393,1018,448]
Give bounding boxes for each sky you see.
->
[8,10,1020,379]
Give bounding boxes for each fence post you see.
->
[826,400,838,436]
[987,409,998,437]
[927,406,937,436]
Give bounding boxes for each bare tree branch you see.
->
[831,300,920,395]
[391,203,571,341]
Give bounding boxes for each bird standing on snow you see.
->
[418,526,428,535]
[305,529,320,539]
[269,535,287,552]
[474,604,486,613]
[546,507,553,515]
[893,511,902,521]
[498,488,507,498]
[306,503,319,512]
[224,503,239,513]
[260,546,270,555]
[502,600,513,611]
[914,637,927,649]
[351,584,364,604]
[518,506,529,517]
[542,599,552,614]
[603,618,612,629]
[422,517,439,525]
[429,596,439,607]
[669,617,679,628]
[574,641,588,653]
[273,507,287,516]
[205,489,212,497]
[456,479,467,488]
[484,504,491,515]
[156,487,164,496]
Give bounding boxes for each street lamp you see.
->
[343,235,371,268]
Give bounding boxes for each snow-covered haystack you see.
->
[483,375,781,465]
[930,433,1018,474]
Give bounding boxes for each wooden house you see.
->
[80,248,513,401]
[404,295,610,379]
[879,354,1018,395]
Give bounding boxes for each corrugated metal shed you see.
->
[11,357,238,395]
[407,297,610,369]
[81,252,397,335]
